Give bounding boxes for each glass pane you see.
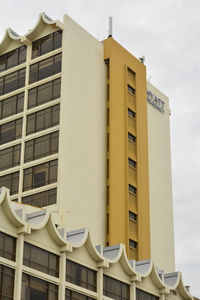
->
[54,31,62,49]
[15,118,23,139]
[0,55,6,72]
[11,172,19,195]
[38,57,53,81]
[7,49,18,69]
[40,34,53,56]
[52,105,60,126]
[19,46,27,64]
[32,40,41,59]
[38,81,52,105]
[23,168,32,191]
[30,64,38,84]
[49,160,58,184]
[44,108,51,129]
[28,88,37,108]
[53,53,62,74]
[4,71,17,94]
[27,114,36,135]
[25,140,34,162]
[0,147,13,170]
[13,144,21,166]
[53,78,61,99]
[18,68,26,88]
[36,110,45,132]
[2,96,16,118]
[0,77,4,96]
[0,121,15,144]
[50,131,59,154]
[17,92,24,113]
[35,134,50,159]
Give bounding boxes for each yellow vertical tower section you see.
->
[104,37,150,261]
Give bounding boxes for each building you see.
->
[0,12,191,299]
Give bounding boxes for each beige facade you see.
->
[147,82,175,272]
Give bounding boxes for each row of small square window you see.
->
[0,31,62,74]
[0,159,58,195]
[0,53,62,97]
[0,104,60,145]
[0,78,61,120]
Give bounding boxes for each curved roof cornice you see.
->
[164,272,193,300]
[25,12,63,41]
[0,28,22,54]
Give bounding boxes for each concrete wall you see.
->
[147,82,175,272]
[58,15,106,245]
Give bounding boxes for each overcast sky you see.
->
[0,0,200,297]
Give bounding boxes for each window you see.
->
[66,259,97,292]
[23,160,58,191]
[129,184,137,195]
[107,159,109,179]
[103,275,130,300]
[107,213,109,234]
[0,171,19,195]
[22,273,58,300]
[128,108,136,119]
[25,131,59,162]
[0,118,22,145]
[65,289,95,300]
[0,144,21,171]
[32,31,62,58]
[23,242,59,277]
[129,211,137,222]
[29,53,62,84]
[0,46,26,72]
[136,288,159,300]
[0,232,16,261]
[28,78,61,109]
[0,68,26,96]
[0,92,24,120]
[106,185,109,205]
[127,84,135,95]
[129,239,138,249]
[107,132,109,152]
[128,157,136,168]
[26,104,60,135]
[128,132,136,143]
[22,188,57,207]
[107,107,109,126]
[0,265,15,299]
[104,58,110,79]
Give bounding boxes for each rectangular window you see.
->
[29,53,62,84]
[129,239,138,249]
[106,185,109,206]
[107,132,109,152]
[129,211,137,222]
[0,265,15,299]
[65,289,95,300]
[128,108,136,119]
[107,159,109,179]
[0,92,24,120]
[136,289,159,300]
[0,118,22,145]
[23,242,59,277]
[23,160,58,191]
[127,84,135,95]
[32,31,62,59]
[0,46,26,73]
[107,107,109,126]
[128,157,136,168]
[0,68,25,96]
[0,144,21,171]
[22,188,57,207]
[25,131,59,162]
[26,104,60,135]
[107,213,109,234]
[0,171,19,195]
[0,232,16,261]
[129,184,137,195]
[128,132,136,143]
[66,259,97,292]
[22,273,58,300]
[103,275,130,300]
[28,78,61,109]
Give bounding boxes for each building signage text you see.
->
[147,90,165,113]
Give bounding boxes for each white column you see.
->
[59,251,66,300]
[97,266,103,299]
[130,280,136,300]
[14,233,24,300]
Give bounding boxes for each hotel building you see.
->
[0,12,191,300]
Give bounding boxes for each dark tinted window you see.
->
[0,68,25,96]
[0,232,16,261]
[22,273,58,300]
[26,104,60,135]
[129,239,138,249]
[0,118,22,145]
[29,53,62,84]
[0,144,21,171]
[32,31,62,58]
[23,160,58,191]
[66,260,97,292]
[0,92,24,120]
[103,275,130,300]
[0,46,26,72]
[0,265,15,299]
[0,171,19,195]
[23,242,59,277]
[65,289,95,300]
[136,288,159,300]
[22,188,57,207]
[128,132,136,143]
[129,211,137,221]
[128,84,135,95]
[128,108,136,118]
[28,78,61,109]
[128,184,137,195]
[128,157,136,168]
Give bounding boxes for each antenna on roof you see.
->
[108,16,113,38]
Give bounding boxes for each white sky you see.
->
[0,0,200,297]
